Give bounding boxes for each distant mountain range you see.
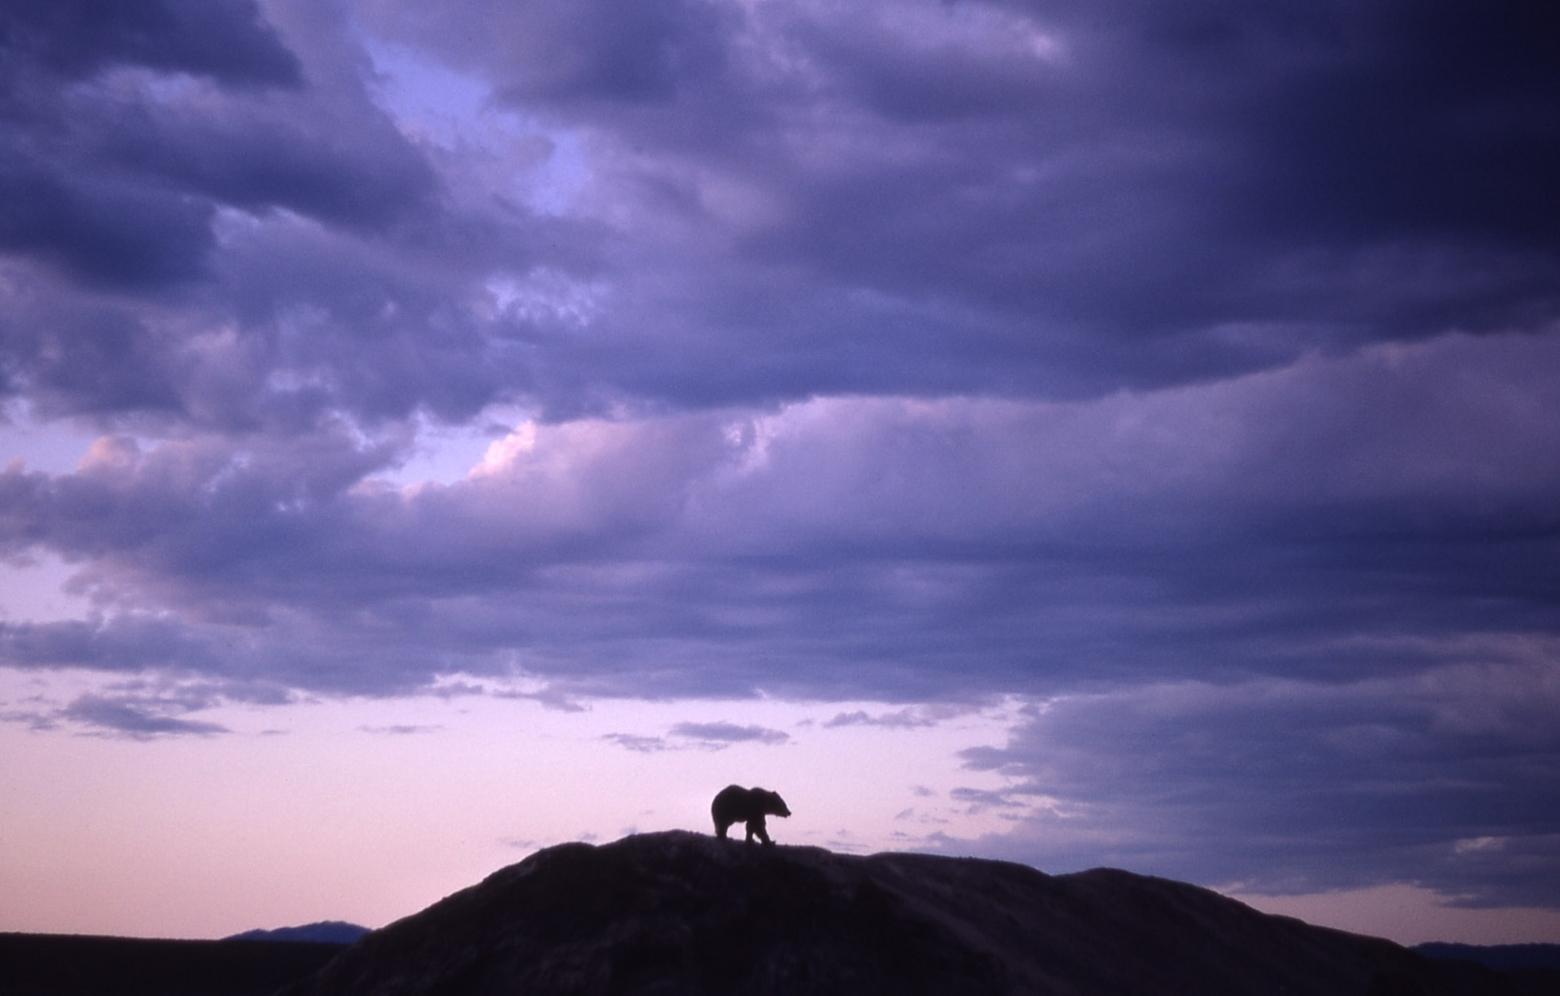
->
[276,831,1558,996]
[1415,942,1560,974]
[225,921,370,945]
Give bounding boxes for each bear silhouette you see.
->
[711,784,791,845]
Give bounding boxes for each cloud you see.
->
[347,0,1560,412]
[0,707,58,732]
[492,686,588,713]
[603,721,791,753]
[826,710,931,730]
[0,0,301,88]
[0,165,218,289]
[602,733,668,754]
[949,660,1560,908]
[61,692,230,739]
[823,707,964,730]
[5,329,1558,703]
[0,673,298,737]
[359,723,441,735]
[668,721,790,747]
[0,1,311,291]
[948,787,1026,813]
[2,0,1554,425]
[0,615,229,675]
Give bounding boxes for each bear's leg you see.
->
[714,819,732,839]
[749,816,772,846]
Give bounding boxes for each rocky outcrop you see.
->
[280,831,1516,996]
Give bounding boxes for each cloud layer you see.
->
[2,0,1558,910]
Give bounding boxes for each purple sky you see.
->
[2,0,1559,944]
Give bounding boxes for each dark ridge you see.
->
[1415,943,1560,972]
[0,932,345,996]
[278,831,1521,996]
[226,922,371,945]
[1415,943,1560,995]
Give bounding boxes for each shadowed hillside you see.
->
[279,831,1518,996]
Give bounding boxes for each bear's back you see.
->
[712,784,757,819]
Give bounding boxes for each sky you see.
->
[2,0,1559,947]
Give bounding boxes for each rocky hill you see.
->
[279,831,1520,996]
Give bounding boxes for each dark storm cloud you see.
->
[0,0,300,88]
[0,162,217,288]
[1180,2,1560,250]
[87,92,436,232]
[0,615,223,674]
[4,0,1556,422]
[338,0,1560,417]
[0,1,306,290]
[0,296,194,415]
[953,663,1560,908]
[0,68,564,428]
[0,0,439,325]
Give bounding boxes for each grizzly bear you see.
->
[711,784,791,846]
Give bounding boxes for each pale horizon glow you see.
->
[0,672,1031,939]
[1234,886,1560,949]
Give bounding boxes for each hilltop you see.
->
[278,831,1523,996]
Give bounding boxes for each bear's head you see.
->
[763,789,791,818]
